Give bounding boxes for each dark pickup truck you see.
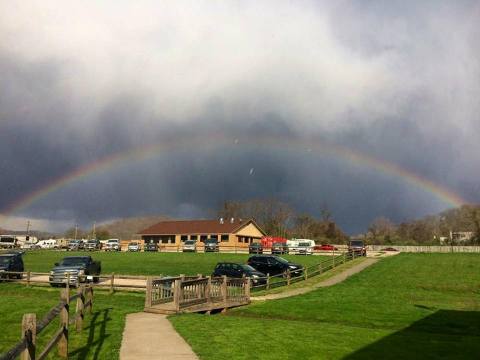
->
[0,252,24,279]
[49,256,101,287]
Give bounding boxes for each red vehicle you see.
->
[314,244,338,251]
[261,236,288,249]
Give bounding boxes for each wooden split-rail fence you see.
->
[144,275,251,314]
[0,284,94,360]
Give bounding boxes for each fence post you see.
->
[206,276,211,304]
[332,255,336,268]
[58,288,69,359]
[65,273,70,294]
[318,263,322,275]
[287,270,291,286]
[26,271,31,288]
[180,274,185,282]
[266,273,270,290]
[222,275,228,303]
[304,267,308,280]
[21,313,36,360]
[245,277,251,300]
[343,252,347,264]
[353,251,356,260]
[75,285,85,332]
[110,273,115,294]
[86,286,93,315]
[174,280,181,312]
[145,277,153,308]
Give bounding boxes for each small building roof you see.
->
[139,219,265,236]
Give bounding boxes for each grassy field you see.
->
[20,250,328,276]
[170,253,480,359]
[0,284,144,359]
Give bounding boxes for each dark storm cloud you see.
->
[0,1,479,233]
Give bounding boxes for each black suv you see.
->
[271,242,289,255]
[204,238,219,252]
[144,243,158,252]
[348,240,367,256]
[249,243,263,254]
[212,262,266,286]
[247,255,302,276]
[0,252,24,279]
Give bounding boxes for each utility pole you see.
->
[74,224,78,241]
[26,220,31,242]
[92,221,96,240]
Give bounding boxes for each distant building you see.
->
[438,231,475,245]
[450,231,474,244]
[138,218,266,248]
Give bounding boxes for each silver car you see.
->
[183,240,197,252]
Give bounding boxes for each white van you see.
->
[36,239,58,249]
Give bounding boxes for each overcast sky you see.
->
[0,1,479,234]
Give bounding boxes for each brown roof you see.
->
[139,219,265,236]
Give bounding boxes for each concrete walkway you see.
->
[252,258,379,301]
[120,312,199,360]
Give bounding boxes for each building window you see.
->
[161,238,169,244]
[181,235,188,242]
[221,235,229,242]
[190,235,198,241]
[210,235,218,240]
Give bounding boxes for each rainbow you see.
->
[0,133,468,221]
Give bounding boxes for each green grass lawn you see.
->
[170,253,480,359]
[0,284,144,359]
[21,250,327,276]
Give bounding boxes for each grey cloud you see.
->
[0,1,479,233]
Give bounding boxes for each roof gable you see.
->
[139,219,265,236]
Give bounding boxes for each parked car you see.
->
[128,241,141,252]
[144,242,158,252]
[271,242,289,255]
[296,241,313,255]
[68,240,85,251]
[204,238,219,253]
[314,244,338,251]
[85,239,101,251]
[247,255,303,276]
[49,256,101,286]
[212,262,266,286]
[348,240,367,256]
[105,239,121,251]
[382,247,398,252]
[183,240,197,252]
[249,242,263,254]
[0,252,24,279]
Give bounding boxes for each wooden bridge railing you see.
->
[145,275,251,312]
[0,285,94,360]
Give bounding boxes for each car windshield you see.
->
[350,241,364,246]
[299,242,310,247]
[0,256,13,265]
[275,257,289,264]
[241,264,257,272]
[60,258,88,266]
[108,240,118,243]
[129,242,138,246]
[272,243,284,246]
[185,241,195,245]
[205,240,217,244]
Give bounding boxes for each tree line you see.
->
[217,199,349,243]
[366,204,480,245]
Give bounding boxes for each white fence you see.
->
[367,245,480,253]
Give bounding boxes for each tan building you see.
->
[139,218,266,248]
